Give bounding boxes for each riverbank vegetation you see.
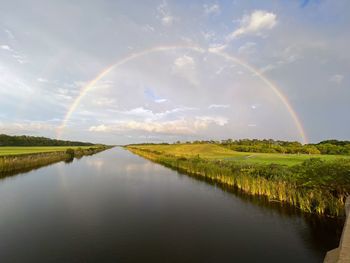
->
[0,134,112,176]
[0,146,99,156]
[127,144,350,217]
[0,145,112,177]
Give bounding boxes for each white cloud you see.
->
[195,116,228,127]
[208,43,227,53]
[109,106,197,121]
[174,55,195,68]
[4,29,15,39]
[122,120,195,134]
[208,104,230,109]
[93,97,116,106]
[55,88,75,101]
[201,31,215,41]
[157,1,175,26]
[161,16,175,26]
[0,45,13,51]
[238,42,257,55]
[172,55,199,86]
[204,4,221,16]
[0,64,33,98]
[228,10,277,39]
[89,116,228,135]
[119,107,154,118]
[12,54,27,64]
[37,77,48,83]
[91,79,114,90]
[277,46,303,64]
[215,66,225,75]
[155,98,167,103]
[329,74,344,84]
[259,46,302,73]
[89,124,108,132]
[214,65,235,75]
[1,37,29,64]
[0,45,27,64]
[89,120,189,134]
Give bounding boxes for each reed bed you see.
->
[127,146,350,217]
[0,146,110,177]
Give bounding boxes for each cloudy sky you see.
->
[0,0,349,144]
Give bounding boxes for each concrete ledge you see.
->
[324,197,350,263]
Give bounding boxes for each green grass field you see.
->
[0,146,96,156]
[131,144,349,166]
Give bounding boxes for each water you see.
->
[0,147,342,262]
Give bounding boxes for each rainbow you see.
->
[57,45,308,144]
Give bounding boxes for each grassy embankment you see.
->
[127,144,350,217]
[0,146,111,176]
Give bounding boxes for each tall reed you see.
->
[127,146,349,217]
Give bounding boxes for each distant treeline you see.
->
[0,134,95,146]
[220,139,350,155]
[130,139,350,155]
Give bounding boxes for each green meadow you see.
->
[132,144,349,166]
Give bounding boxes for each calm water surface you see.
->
[0,147,342,262]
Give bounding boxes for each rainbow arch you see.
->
[57,45,308,144]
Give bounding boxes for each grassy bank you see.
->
[0,146,98,156]
[127,144,350,217]
[130,144,349,166]
[0,146,111,177]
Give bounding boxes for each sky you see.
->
[0,0,349,144]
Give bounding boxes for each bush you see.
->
[65,148,75,160]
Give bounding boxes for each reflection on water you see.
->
[211,178,343,252]
[0,147,342,263]
[86,159,105,170]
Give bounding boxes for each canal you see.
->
[0,147,342,262]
